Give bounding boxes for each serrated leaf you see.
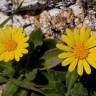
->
[44,39,57,49]
[40,48,63,70]
[2,80,18,96]
[30,29,43,47]
[12,79,46,95]
[25,69,37,81]
[70,83,88,96]
[0,61,14,77]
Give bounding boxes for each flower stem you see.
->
[65,75,73,96]
[65,71,78,96]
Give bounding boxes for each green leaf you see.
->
[12,79,46,95]
[92,92,96,96]
[2,80,18,96]
[70,83,88,96]
[65,70,78,96]
[30,29,43,47]
[40,48,62,70]
[0,61,14,77]
[31,93,41,96]
[66,70,78,88]
[14,89,28,96]
[0,76,8,83]
[35,70,66,96]
[25,69,37,81]
[44,39,57,49]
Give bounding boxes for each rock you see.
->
[83,16,93,27]
[48,8,62,16]
[11,0,47,7]
[70,4,84,17]
[0,0,8,12]
[92,17,96,30]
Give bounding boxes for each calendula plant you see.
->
[56,27,96,76]
[0,24,96,96]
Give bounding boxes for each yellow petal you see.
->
[0,28,6,42]
[77,60,83,76]
[56,43,72,51]
[12,26,18,38]
[86,32,96,48]
[86,56,96,68]
[14,51,20,61]
[5,25,11,40]
[82,59,91,74]
[87,39,96,48]
[15,28,24,39]
[18,43,29,49]
[61,34,74,47]
[58,52,73,59]
[19,49,28,54]
[3,52,10,62]
[12,25,17,32]
[80,27,86,42]
[68,58,78,72]
[89,47,96,53]
[0,44,6,54]
[14,33,29,43]
[8,51,14,60]
[23,37,29,42]
[87,53,96,61]
[66,28,75,44]
[73,27,80,44]
[61,56,75,66]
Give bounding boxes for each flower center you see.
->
[5,40,17,51]
[73,43,88,59]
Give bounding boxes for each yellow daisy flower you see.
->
[56,27,96,76]
[0,26,29,62]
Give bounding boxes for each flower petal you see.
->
[82,59,91,74]
[80,27,91,43]
[66,28,75,44]
[61,56,75,66]
[5,25,11,40]
[86,32,96,48]
[73,27,80,44]
[56,43,72,51]
[86,55,96,68]
[77,60,83,76]
[61,35,74,47]
[0,28,6,42]
[58,52,73,59]
[68,58,78,72]
[89,47,96,52]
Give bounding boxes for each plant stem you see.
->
[65,71,77,96]
[65,74,73,96]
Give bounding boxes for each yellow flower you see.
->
[56,27,96,76]
[0,26,29,62]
